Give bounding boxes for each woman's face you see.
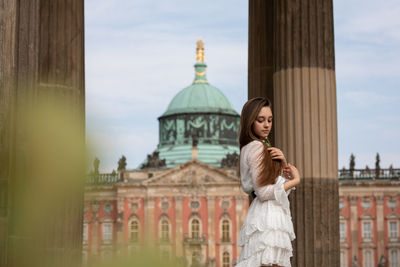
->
[252,106,273,139]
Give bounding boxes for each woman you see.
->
[235,97,301,267]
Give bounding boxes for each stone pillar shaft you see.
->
[1,0,85,266]
[249,0,339,266]
[0,0,17,265]
[248,0,275,143]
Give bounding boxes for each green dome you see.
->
[140,39,240,169]
[161,63,238,117]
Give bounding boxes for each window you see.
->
[102,223,113,243]
[130,220,139,242]
[191,219,200,238]
[363,250,373,267]
[390,250,398,267]
[83,224,88,244]
[340,250,347,267]
[161,219,169,241]
[222,252,230,267]
[362,222,372,241]
[389,221,398,239]
[222,220,230,242]
[340,222,346,241]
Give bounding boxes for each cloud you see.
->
[334,0,400,44]
[341,91,397,109]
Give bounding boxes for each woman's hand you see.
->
[267,147,287,166]
[283,163,301,185]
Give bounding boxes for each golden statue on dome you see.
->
[196,39,205,63]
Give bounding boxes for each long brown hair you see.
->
[239,97,283,187]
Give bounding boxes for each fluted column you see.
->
[248,0,275,143]
[0,1,16,265]
[249,0,339,266]
[1,0,85,266]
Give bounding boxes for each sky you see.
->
[85,0,400,172]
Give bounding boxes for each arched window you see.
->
[191,219,200,238]
[130,220,139,242]
[222,252,230,267]
[161,219,169,241]
[222,220,230,242]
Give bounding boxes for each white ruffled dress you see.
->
[236,141,295,267]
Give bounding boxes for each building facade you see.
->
[83,159,247,267]
[84,167,400,267]
[339,168,400,267]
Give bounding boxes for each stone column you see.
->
[248,0,275,144]
[207,196,216,261]
[248,0,339,266]
[175,196,183,257]
[1,1,85,266]
[0,1,16,265]
[375,195,384,259]
[349,196,358,260]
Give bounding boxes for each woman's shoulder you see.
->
[241,140,264,164]
[242,140,264,151]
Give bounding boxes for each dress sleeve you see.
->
[240,174,253,194]
[247,142,290,211]
[239,149,253,194]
